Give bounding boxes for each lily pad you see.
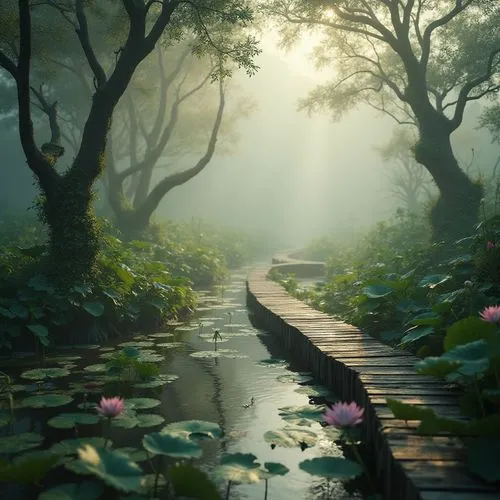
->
[38,481,104,500]
[0,432,44,454]
[213,453,261,484]
[48,413,99,429]
[261,462,290,478]
[51,437,107,457]
[148,332,175,338]
[126,397,161,410]
[114,447,148,463]
[294,385,334,397]
[137,352,164,363]
[256,358,288,367]
[22,393,73,408]
[118,341,155,348]
[299,457,363,479]
[142,432,202,458]
[67,445,143,492]
[83,364,108,373]
[114,413,165,429]
[132,374,179,389]
[21,368,70,380]
[278,405,325,426]
[155,342,183,349]
[263,427,317,448]
[161,420,223,440]
[277,373,314,384]
[190,349,248,359]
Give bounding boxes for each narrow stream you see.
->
[0,269,368,499]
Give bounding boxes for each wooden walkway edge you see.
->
[246,259,499,500]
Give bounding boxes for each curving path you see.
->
[246,254,498,500]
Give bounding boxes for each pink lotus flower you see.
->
[480,305,500,324]
[324,401,364,428]
[97,396,124,418]
[487,241,496,250]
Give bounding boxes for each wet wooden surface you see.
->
[246,264,498,500]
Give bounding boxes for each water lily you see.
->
[97,396,124,418]
[323,401,364,428]
[480,305,500,324]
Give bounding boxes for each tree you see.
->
[376,128,435,212]
[0,0,259,281]
[264,0,500,241]
[104,41,252,238]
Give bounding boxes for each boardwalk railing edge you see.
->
[246,255,498,500]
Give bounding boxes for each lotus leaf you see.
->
[467,436,500,482]
[263,427,317,448]
[400,326,434,345]
[161,420,222,440]
[278,405,326,426]
[83,364,108,373]
[299,457,363,479]
[362,284,393,298]
[148,332,175,338]
[261,462,290,478]
[155,342,183,348]
[142,432,202,458]
[81,301,105,317]
[22,394,73,408]
[67,445,143,492]
[213,453,261,483]
[50,437,107,456]
[21,368,70,380]
[190,349,248,359]
[119,341,154,348]
[114,447,148,463]
[126,397,161,410]
[256,358,287,367]
[416,357,462,378]
[418,274,451,289]
[444,317,497,352]
[0,432,43,454]
[0,453,59,484]
[38,481,104,500]
[48,413,99,429]
[294,385,334,397]
[168,462,221,500]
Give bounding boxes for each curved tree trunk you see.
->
[414,121,483,242]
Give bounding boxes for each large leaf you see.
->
[50,438,107,457]
[27,325,49,346]
[263,427,317,448]
[22,394,73,408]
[48,413,99,429]
[386,398,436,421]
[444,316,497,352]
[67,446,143,493]
[213,453,261,484]
[21,368,70,380]
[415,357,462,378]
[168,463,221,500]
[467,436,500,483]
[400,326,434,345]
[418,274,451,289]
[125,398,161,410]
[299,457,363,479]
[443,340,490,376]
[362,284,393,298]
[278,405,325,426]
[0,453,59,484]
[262,462,290,478]
[409,311,440,326]
[81,301,105,318]
[161,420,223,440]
[0,432,43,454]
[142,432,202,458]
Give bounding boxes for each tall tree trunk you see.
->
[414,120,483,242]
[42,174,99,281]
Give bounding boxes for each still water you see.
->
[0,269,367,499]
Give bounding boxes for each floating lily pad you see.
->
[48,413,100,429]
[132,374,179,389]
[38,481,104,500]
[118,341,154,348]
[142,432,202,458]
[256,358,287,367]
[261,462,290,478]
[126,398,161,410]
[190,349,248,359]
[161,420,223,440]
[21,368,70,380]
[84,364,108,373]
[148,332,175,339]
[0,432,43,454]
[155,342,183,349]
[276,373,314,384]
[278,405,325,426]
[137,352,164,363]
[114,413,165,429]
[223,323,247,328]
[213,453,261,484]
[67,446,143,493]
[299,457,363,479]
[51,437,107,456]
[263,427,317,448]
[202,337,230,343]
[23,394,73,408]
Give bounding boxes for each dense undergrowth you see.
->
[271,209,500,484]
[0,214,262,353]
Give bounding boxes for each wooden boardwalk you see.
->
[246,264,499,500]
